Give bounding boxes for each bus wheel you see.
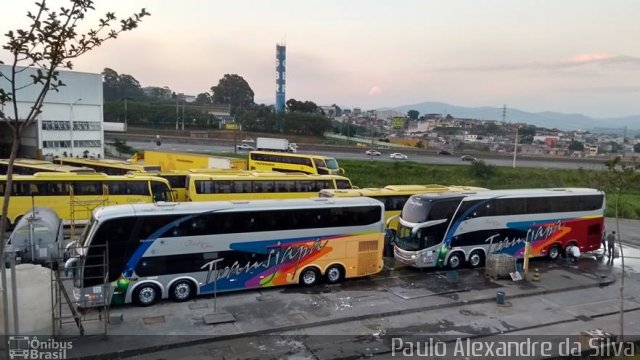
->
[325,265,345,284]
[547,245,561,261]
[133,283,161,307]
[170,280,195,302]
[468,251,485,268]
[447,253,464,270]
[300,267,320,287]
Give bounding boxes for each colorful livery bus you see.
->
[67,197,385,307]
[320,185,488,229]
[392,188,605,269]
[0,173,173,226]
[248,151,343,175]
[186,172,354,202]
[0,159,95,175]
[54,157,161,175]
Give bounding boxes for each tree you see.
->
[519,125,537,144]
[568,140,584,152]
[593,157,640,345]
[101,67,146,101]
[286,98,322,114]
[0,0,148,335]
[407,110,419,120]
[634,143,640,153]
[195,92,212,105]
[210,74,255,115]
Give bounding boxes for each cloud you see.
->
[432,54,640,72]
[561,85,640,93]
[368,86,382,96]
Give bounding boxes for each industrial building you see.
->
[0,65,104,159]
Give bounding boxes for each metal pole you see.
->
[181,100,185,131]
[512,126,519,168]
[10,254,18,334]
[1,257,8,337]
[213,261,217,312]
[175,96,179,130]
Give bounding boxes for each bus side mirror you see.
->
[339,168,345,175]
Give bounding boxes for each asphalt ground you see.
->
[58,246,640,360]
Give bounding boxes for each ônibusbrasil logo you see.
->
[8,336,72,359]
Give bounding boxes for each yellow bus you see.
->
[319,184,489,229]
[53,157,161,175]
[0,173,173,227]
[248,151,344,175]
[186,172,354,202]
[0,159,95,175]
[130,168,249,202]
[130,150,247,171]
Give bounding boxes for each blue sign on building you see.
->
[275,44,286,113]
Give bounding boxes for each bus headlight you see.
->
[410,254,416,260]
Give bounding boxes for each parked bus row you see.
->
[54,150,344,175]
[64,187,606,308]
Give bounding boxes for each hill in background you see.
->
[387,101,639,134]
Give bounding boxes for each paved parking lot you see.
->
[62,250,640,359]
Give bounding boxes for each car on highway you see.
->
[389,153,408,160]
[236,144,254,151]
[438,150,453,155]
[365,150,382,156]
[460,155,478,162]
[241,138,255,143]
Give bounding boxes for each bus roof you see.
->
[91,197,383,221]
[411,188,604,202]
[319,184,487,197]
[249,151,336,160]
[187,172,351,181]
[0,173,170,182]
[1,158,96,173]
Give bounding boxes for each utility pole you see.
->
[513,125,519,168]
[175,96,179,130]
[502,104,506,124]
[181,100,185,131]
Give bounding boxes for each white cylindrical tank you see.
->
[6,207,63,265]
[0,264,53,335]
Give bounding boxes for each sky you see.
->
[2,0,640,119]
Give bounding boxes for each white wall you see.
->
[0,65,103,158]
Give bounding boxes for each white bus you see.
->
[67,197,385,307]
[392,188,605,269]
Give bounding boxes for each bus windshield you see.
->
[324,158,339,170]
[401,196,462,223]
[395,223,447,251]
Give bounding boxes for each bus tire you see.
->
[300,267,321,287]
[169,280,195,302]
[547,244,561,261]
[325,264,345,284]
[468,251,485,268]
[132,283,161,307]
[447,252,464,270]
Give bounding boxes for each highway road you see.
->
[126,140,607,171]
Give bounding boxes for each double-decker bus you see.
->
[392,188,605,270]
[320,185,488,229]
[186,172,354,202]
[67,197,385,307]
[0,173,173,227]
[0,159,95,175]
[54,157,160,175]
[248,151,344,175]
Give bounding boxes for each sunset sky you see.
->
[2,0,640,118]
